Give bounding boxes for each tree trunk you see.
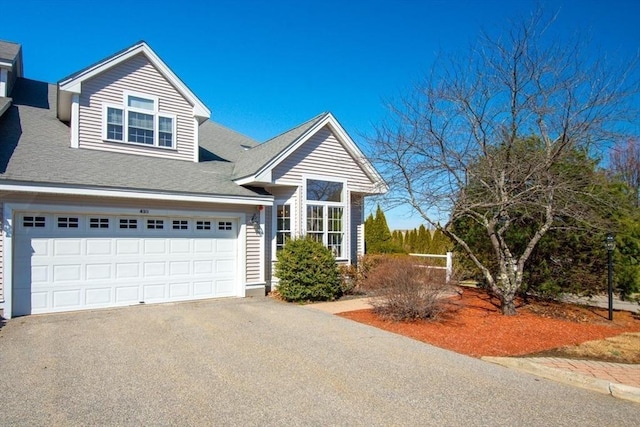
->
[500,298,517,316]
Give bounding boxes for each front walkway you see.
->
[526,357,640,388]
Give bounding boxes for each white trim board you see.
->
[0,182,273,206]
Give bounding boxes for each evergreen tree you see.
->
[364,213,375,253]
[407,228,418,252]
[365,205,400,253]
[392,230,404,251]
[417,225,430,253]
[429,228,451,254]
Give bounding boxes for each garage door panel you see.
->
[86,239,112,256]
[115,286,140,303]
[169,261,190,275]
[86,264,112,280]
[53,289,82,308]
[216,240,235,253]
[116,239,140,255]
[144,239,167,254]
[53,239,82,256]
[53,265,82,282]
[143,284,167,301]
[170,282,190,298]
[170,239,190,253]
[194,281,214,296]
[86,288,112,305]
[194,260,213,274]
[31,265,49,283]
[31,290,48,310]
[144,262,166,277]
[116,262,140,279]
[216,259,235,274]
[216,280,235,295]
[194,239,214,253]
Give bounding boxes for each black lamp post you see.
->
[605,234,615,321]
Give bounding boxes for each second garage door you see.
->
[12,212,240,316]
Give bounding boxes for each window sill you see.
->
[102,139,178,151]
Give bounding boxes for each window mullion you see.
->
[323,202,328,247]
[154,112,159,147]
[124,107,130,143]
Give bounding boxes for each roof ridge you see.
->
[262,111,328,144]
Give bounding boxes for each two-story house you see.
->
[0,40,386,318]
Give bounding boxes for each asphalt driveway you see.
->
[0,297,637,426]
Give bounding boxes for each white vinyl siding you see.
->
[263,206,273,282]
[272,126,374,192]
[246,222,261,283]
[350,194,364,261]
[78,53,195,161]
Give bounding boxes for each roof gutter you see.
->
[0,181,274,206]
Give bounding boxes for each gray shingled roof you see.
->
[232,112,328,180]
[0,40,21,63]
[0,78,268,199]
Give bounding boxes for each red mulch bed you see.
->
[337,288,640,358]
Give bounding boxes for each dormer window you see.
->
[103,92,176,149]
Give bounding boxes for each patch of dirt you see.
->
[529,332,640,363]
[338,288,640,361]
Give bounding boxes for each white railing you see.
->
[409,252,453,283]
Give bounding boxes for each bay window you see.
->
[305,178,345,258]
[103,92,176,149]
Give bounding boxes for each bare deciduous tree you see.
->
[610,138,640,206]
[371,11,639,314]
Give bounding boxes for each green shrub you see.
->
[362,257,451,321]
[275,238,342,302]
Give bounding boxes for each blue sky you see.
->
[3,0,639,229]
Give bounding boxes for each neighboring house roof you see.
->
[56,41,210,122]
[0,97,11,118]
[0,78,269,203]
[0,40,21,67]
[233,112,387,193]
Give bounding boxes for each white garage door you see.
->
[13,212,239,316]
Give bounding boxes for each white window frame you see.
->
[102,90,177,149]
[275,202,292,253]
[302,175,347,259]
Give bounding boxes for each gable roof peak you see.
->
[57,40,210,122]
[232,111,386,194]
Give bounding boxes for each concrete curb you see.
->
[482,357,640,404]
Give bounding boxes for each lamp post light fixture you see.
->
[605,233,615,321]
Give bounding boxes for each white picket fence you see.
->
[409,252,453,283]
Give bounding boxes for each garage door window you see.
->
[218,221,232,231]
[196,220,211,230]
[90,218,110,228]
[23,216,46,227]
[57,217,79,228]
[147,219,164,229]
[172,220,188,230]
[119,219,138,229]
